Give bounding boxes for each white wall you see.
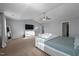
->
[6,4,79,39]
[6,18,42,39]
[43,4,79,37]
[0,14,2,47]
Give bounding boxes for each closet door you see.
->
[62,22,69,37]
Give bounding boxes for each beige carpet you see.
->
[0,37,48,56]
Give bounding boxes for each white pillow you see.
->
[38,33,58,39]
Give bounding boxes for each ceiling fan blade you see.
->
[47,18,51,20]
[45,16,51,20]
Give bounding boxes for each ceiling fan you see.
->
[40,12,51,21]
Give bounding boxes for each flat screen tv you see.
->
[25,24,34,30]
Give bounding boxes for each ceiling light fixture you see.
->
[41,12,51,21]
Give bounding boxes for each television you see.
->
[25,24,34,30]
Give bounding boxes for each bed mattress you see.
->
[44,36,79,56]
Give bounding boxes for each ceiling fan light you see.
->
[40,12,51,21]
[42,18,46,21]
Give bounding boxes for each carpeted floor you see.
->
[0,37,48,56]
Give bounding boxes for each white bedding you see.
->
[35,35,76,56]
[38,33,58,39]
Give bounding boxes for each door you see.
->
[62,22,69,37]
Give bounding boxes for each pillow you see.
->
[38,33,58,39]
[74,36,79,49]
[38,33,52,39]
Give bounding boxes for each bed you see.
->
[35,35,79,56]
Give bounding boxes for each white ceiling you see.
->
[34,3,79,23]
[0,3,64,19]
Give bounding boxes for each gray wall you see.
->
[43,4,79,37]
[6,17,42,39]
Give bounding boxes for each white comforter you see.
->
[37,33,58,43]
